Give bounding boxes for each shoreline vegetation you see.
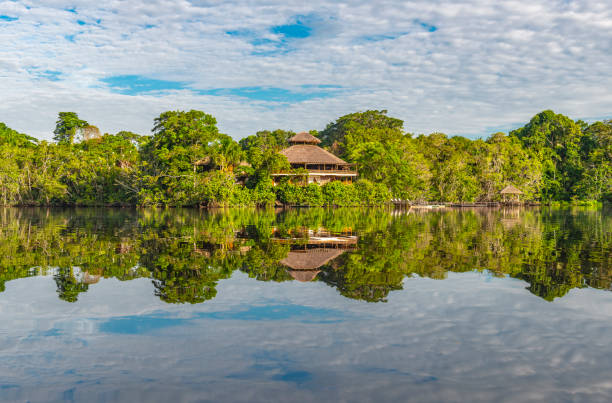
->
[0,109,610,207]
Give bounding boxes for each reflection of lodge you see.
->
[272,132,358,185]
[273,229,357,282]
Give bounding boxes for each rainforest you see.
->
[0,109,610,206]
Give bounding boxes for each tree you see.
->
[210,134,244,171]
[575,120,612,200]
[150,109,218,150]
[480,132,542,201]
[239,129,293,167]
[510,110,583,200]
[54,268,89,302]
[319,110,430,199]
[318,109,404,155]
[53,112,89,145]
[414,133,480,202]
[0,122,37,147]
[140,110,230,205]
[239,130,293,188]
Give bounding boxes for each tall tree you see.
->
[239,130,292,188]
[239,129,293,169]
[53,112,89,145]
[319,110,430,199]
[480,132,543,201]
[575,120,612,201]
[510,110,583,200]
[319,109,404,155]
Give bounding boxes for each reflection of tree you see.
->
[0,206,610,303]
[139,235,240,304]
[241,242,293,282]
[398,208,611,300]
[313,208,611,302]
[151,267,220,304]
[319,257,404,302]
[54,268,89,303]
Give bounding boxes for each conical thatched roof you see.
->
[280,249,345,270]
[500,185,523,195]
[289,132,321,144]
[288,270,320,282]
[280,145,349,165]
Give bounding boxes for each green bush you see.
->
[273,180,389,207]
[321,181,354,206]
[199,171,236,206]
[302,183,324,206]
[251,179,276,206]
[274,182,299,205]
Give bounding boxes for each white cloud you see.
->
[0,0,611,140]
[3,272,612,401]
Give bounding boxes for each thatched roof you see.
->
[289,132,321,144]
[288,270,320,282]
[280,248,345,270]
[280,145,349,165]
[500,185,523,195]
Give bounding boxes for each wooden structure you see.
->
[500,185,523,203]
[272,132,357,185]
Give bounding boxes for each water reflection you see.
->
[0,207,610,303]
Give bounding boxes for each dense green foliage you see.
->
[0,109,609,206]
[321,110,610,202]
[0,123,37,148]
[0,207,609,303]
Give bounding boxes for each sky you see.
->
[0,0,611,141]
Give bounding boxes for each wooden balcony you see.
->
[272,169,358,176]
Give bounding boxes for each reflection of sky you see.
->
[3,272,612,402]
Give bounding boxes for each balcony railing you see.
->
[272,169,358,176]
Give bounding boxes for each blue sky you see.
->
[0,0,611,139]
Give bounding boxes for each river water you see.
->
[0,207,610,402]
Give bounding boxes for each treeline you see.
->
[0,109,610,206]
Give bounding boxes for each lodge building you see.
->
[272,132,358,185]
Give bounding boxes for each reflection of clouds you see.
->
[2,272,612,401]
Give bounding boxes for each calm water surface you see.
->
[0,207,611,402]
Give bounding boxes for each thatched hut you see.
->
[500,185,523,203]
[272,132,357,184]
